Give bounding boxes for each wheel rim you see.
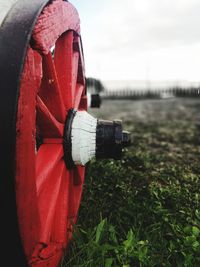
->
[1,1,87,266]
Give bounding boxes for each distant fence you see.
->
[101,87,200,100]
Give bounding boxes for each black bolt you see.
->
[90,94,101,108]
[96,119,131,160]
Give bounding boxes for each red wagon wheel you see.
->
[0,1,131,266]
[0,1,87,266]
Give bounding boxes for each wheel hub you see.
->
[63,109,131,168]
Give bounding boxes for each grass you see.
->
[62,98,200,267]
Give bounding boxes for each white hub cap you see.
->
[71,111,97,165]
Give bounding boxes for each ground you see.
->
[63,98,200,267]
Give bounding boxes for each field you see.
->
[63,98,200,267]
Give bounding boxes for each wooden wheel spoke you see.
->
[78,95,88,110]
[72,51,79,103]
[54,31,74,109]
[73,166,85,186]
[39,53,66,123]
[74,84,84,109]
[51,168,70,243]
[74,36,85,85]
[36,145,63,192]
[36,95,63,138]
[68,169,84,224]
[36,145,65,243]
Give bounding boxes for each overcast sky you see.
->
[71,0,200,82]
